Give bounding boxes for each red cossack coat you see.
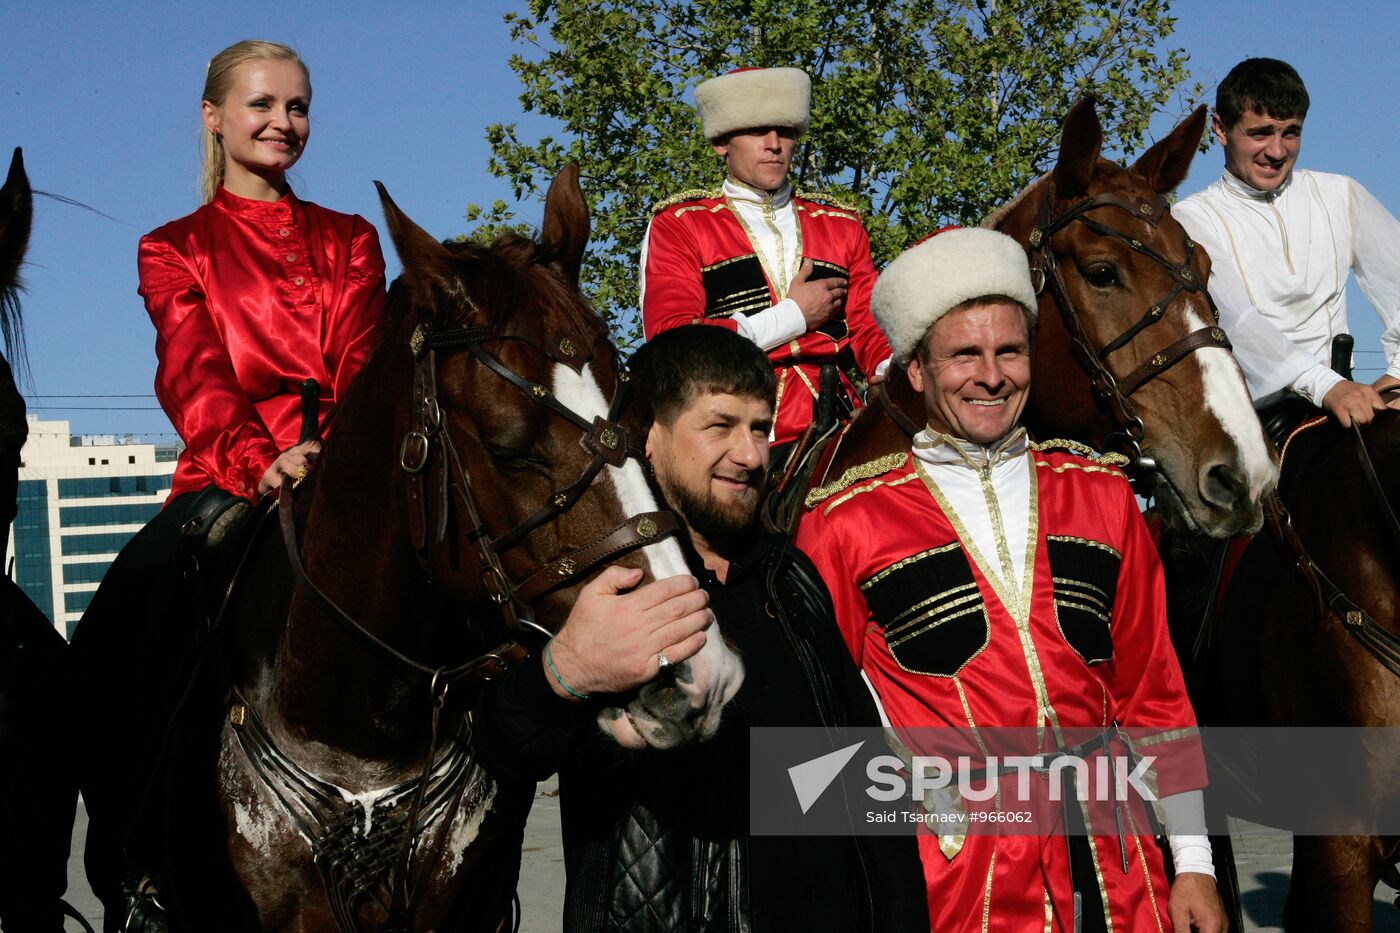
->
[641,191,888,445]
[138,186,385,502]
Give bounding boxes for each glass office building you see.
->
[9,417,179,638]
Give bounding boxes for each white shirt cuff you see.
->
[733,299,808,351]
[875,357,891,378]
[1167,835,1216,879]
[1291,363,1346,408]
[1160,790,1212,877]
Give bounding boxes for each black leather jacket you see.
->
[475,534,927,932]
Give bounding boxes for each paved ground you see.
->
[59,790,1398,931]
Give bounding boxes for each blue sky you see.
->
[2,0,1397,439]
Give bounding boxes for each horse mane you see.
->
[0,286,22,368]
[431,232,605,341]
[980,173,1049,229]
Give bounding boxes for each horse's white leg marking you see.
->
[550,363,744,748]
[1184,309,1277,498]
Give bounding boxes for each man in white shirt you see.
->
[1175,57,1400,427]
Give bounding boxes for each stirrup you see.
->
[119,875,168,933]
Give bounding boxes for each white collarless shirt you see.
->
[1175,168,1400,406]
[910,427,1032,596]
[720,178,808,350]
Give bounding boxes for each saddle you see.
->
[174,484,257,630]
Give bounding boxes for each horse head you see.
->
[993,98,1276,536]
[369,165,742,749]
[0,149,31,562]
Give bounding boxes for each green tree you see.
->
[470,0,1200,342]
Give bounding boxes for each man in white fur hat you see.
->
[640,66,889,448]
[796,228,1227,932]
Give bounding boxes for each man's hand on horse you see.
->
[257,439,322,496]
[1322,379,1390,427]
[787,258,847,330]
[1168,871,1228,933]
[545,566,714,700]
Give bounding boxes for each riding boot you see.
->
[117,874,168,933]
[69,492,205,927]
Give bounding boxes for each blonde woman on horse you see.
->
[70,39,385,930]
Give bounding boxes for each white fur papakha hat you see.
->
[694,67,811,141]
[871,227,1039,362]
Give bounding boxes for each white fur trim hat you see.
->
[872,227,1038,362]
[695,67,811,141]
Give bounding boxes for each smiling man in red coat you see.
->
[797,228,1227,932]
[640,66,890,448]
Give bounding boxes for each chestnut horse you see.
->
[812,97,1275,538]
[1214,412,1400,930]
[154,165,741,931]
[0,148,80,929]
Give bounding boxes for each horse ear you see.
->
[375,180,452,311]
[1130,104,1208,195]
[0,148,33,294]
[541,162,589,285]
[1052,96,1103,199]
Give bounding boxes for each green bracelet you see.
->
[545,641,592,701]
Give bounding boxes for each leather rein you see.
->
[1267,397,1400,678]
[1028,191,1231,488]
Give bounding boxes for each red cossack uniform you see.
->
[641,187,888,445]
[138,187,386,502]
[797,443,1201,932]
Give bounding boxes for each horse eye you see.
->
[1083,263,1120,289]
[484,440,546,470]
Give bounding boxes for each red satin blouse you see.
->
[138,186,386,502]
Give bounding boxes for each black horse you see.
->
[0,148,81,931]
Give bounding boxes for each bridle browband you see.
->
[1028,190,1232,485]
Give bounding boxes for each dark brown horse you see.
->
[812,97,1276,539]
[1214,413,1400,930]
[163,165,742,930]
[0,148,80,930]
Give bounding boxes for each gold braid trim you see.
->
[796,189,863,214]
[805,451,909,508]
[651,188,722,215]
[1029,438,1130,467]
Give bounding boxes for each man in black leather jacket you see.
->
[475,325,927,932]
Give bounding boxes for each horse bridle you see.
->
[398,317,679,638]
[1028,191,1232,485]
[281,309,681,692]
